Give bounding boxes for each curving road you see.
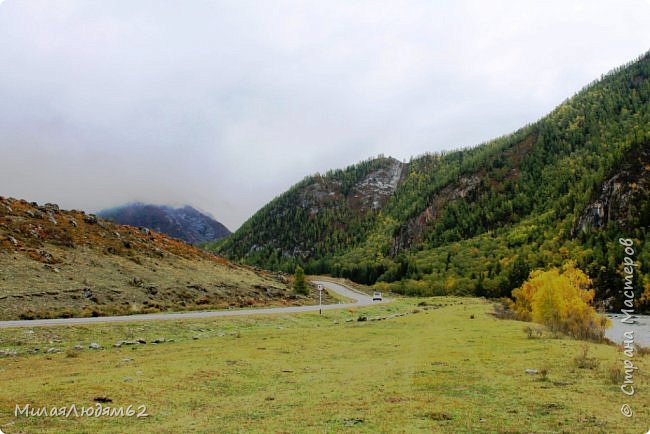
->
[0,280,387,328]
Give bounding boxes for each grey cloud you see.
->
[0,0,648,229]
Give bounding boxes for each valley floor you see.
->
[0,297,647,433]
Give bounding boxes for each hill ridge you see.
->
[213,51,650,312]
[98,202,231,245]
[0,197,306,320]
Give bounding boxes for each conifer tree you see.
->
[293,265,309,295]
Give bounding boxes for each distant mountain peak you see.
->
[98,203,231,245]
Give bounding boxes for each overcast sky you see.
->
[0,1,648,230]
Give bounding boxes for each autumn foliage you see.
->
[510,262,610,341]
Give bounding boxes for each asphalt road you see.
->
[0,280,385,328]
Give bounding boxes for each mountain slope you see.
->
[211,156,405,266]
[214,51,650,311]
[0,198,308,321]
[98,203,231,245]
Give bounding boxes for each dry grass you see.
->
[0,197,328,320]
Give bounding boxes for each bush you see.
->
[605,363,624,384]
[65,348,80,358]
[635,344,650,357]
[492,300,516,320]
[573,345,600,369]
[539,365,550,381]
[510,262,610,341]
[523,325,544,339]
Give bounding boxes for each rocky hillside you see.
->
[98,203,230,245]
[211,156,406,265]
[0,197,313,321]
[574,145,650,234]
[214,52,650,311]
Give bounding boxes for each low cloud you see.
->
[0,0,648,229]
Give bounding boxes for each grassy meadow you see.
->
[0,297,647,433]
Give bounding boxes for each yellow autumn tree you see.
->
[511,262,610,341]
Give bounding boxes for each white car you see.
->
[372,292,382,301]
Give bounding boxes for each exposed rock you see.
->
[83,214,98,224]
[114,340,139,347]
[574,146,650,235]
[29,227,42,239]
[265,286,282,297]
[89,342,102,350]
[187,284,206,292]
[390,174,481,256]
[348,158,405,212]
[37,249,55,263]
[525,369,539,375]
[342,418,364,427]
[43,203,60,213]
[43,264,60,273]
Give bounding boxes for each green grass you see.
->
[0,297,647,433]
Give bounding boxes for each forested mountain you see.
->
[99,203,231,245]
[212,52,650,311]
[212,156,405,265]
